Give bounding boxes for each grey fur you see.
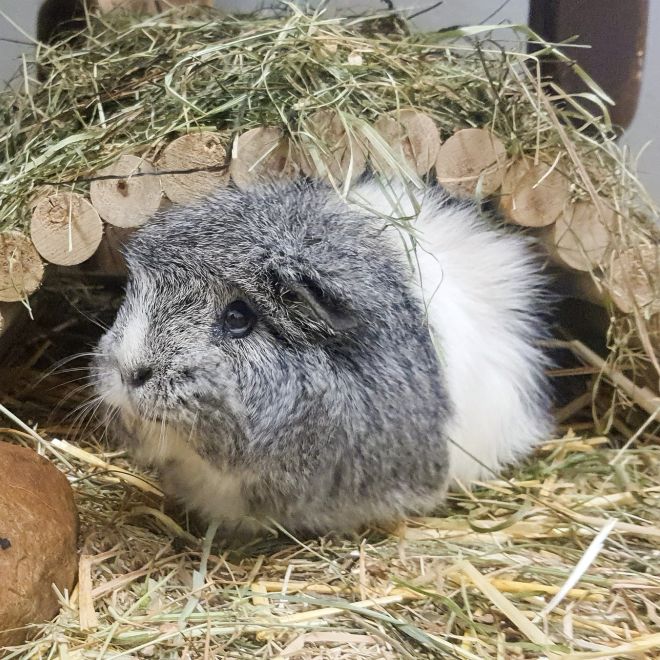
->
[94,180,452,533]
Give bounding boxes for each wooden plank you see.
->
[529,0,649,129]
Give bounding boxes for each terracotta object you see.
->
[0,443,78,648]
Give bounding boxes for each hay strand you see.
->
[297,110,368,185]
[98,0,212,13]
[457,560,558,656]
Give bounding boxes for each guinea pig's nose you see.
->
[126,365,153,388]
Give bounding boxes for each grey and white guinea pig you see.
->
[93,178,553,534]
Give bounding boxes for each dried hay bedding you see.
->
[1,300,659,658]
[0,5,659,658]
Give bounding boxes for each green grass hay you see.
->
[0,5,658,658]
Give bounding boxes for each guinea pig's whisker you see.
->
[67,390,113,440]
[47,380,100,422]
[67,396,104,434]
[62,297,111,332]
[180,411,199,448]
[82,402,120,444]
[36,351,105,384]
[157,413,168,457]
[93,406,121,447]
[46,375,96,392]
[58,365,107,375]
[59,376,108,409]
[149,392,171,455]
[48,389,99,429]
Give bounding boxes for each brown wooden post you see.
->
[528,0,649,129]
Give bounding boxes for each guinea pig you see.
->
[93,179,552,534]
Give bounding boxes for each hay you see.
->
[0,4,659,656]
[1,295,659,658]
[0,4,658,417]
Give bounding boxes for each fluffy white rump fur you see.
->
[350,181,552,484]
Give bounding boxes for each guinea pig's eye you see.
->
[222,300,257,338]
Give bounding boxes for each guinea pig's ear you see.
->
[268,268,357,332]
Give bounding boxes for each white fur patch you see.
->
[134,417,252,523]
[350,181,551,483]
[116,309,149,372]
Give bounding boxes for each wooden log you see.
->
[435,128,507,198]
[373,109,441,176]
[607,245,659,314]
[499,159,571,227]
[97,0,212,13]
[230,127,297,191]
[90,155,162,228]
[0,231,45,302]
[30,192,103,266]
[158,131,229,204]
[297,110,367,184]
[553,200,616,272]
